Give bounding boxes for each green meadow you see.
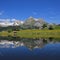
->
[16,30,60,38]
[0,29,60,39]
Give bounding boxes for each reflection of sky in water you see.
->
[0,43,60,60]
[0,44,14,48]
[0,40,24,48]
[0,38,59,60]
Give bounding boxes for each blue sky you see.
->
[0,0,60,24]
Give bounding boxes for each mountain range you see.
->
[0,17,46,27]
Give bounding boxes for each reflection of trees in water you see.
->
[0,36,59,49]
[47,37,54,43]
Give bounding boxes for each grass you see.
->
[55,26,60,30]
[0,29,60,39]
[0,31,8,36]
[16,29,60,38]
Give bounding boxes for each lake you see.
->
[0,37,60,60]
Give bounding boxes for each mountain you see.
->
[23,17,46,29]
[24,16,35,26]
[0,17,46,28]
[0,19,24,27]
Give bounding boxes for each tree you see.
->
[48,25,54,30]
[42,23,47,29]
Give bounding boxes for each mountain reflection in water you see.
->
[0,37,60,60]
[0,37,59,49]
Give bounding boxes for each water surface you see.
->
[0,37,60,60]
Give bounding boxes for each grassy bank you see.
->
[0,29,60,39]
[16,30,60,38]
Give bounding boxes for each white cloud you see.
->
[0,18,24,27]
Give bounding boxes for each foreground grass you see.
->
[0,29,60,39]
[16,29,60,38]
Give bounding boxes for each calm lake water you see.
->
[0,37,60,60]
